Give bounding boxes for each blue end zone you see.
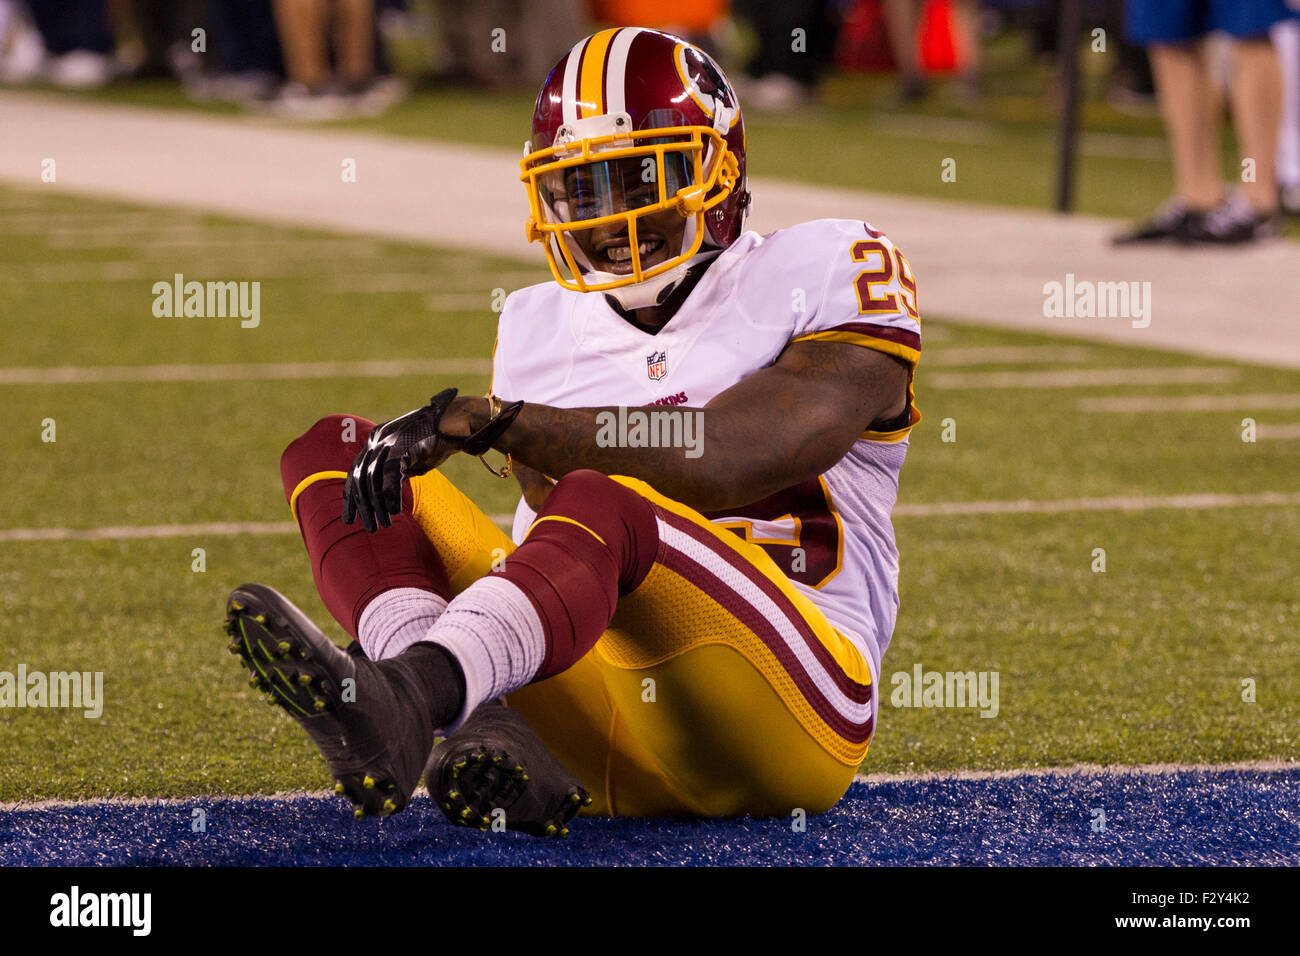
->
[3,768,1297,866]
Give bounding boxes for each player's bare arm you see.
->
[445,340,909,512]
[340,340,907,526]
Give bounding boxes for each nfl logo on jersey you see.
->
[646,351,668,381]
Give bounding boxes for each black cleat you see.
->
[426,699,591,837]
[224,583,434,820]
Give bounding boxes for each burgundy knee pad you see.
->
[533,470,660,595]
[281,414,451,638]
[502,470,661,679]
[280,413,374,501]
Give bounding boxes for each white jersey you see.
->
[491,218,921,676]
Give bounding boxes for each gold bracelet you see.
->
[477,392,513,479]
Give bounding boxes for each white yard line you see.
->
[892,491,1300,517]
[4,491,1295,543]
[929,366,1240,389]
[923,345,1095,366]
[0,358,491,385]
[3,91,1297,370]
[1257,423,1300,439]
[1079,392,1300,412]
[2,760,1292,812]
[0,515,517,543]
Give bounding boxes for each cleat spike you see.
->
[460,807,474,819]
[559,827,569,837]
[583,795,593,806]
[545,824,557,836]
[362,776,376,790]
[298,674,312,686]
[354,806,366,820]
[447,790,459,800]
[253,614,267,624]
[313,699,326,711]
[277,641,291,654]
[568,793,581,805]
[334,782,345,795]
[382,799,397,814]
[230,600,244,611]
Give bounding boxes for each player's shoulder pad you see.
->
[740,218,921,366]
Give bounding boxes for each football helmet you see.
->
[521,28,750,310]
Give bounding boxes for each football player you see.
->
[225,27,921,836]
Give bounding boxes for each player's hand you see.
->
[342,388,463,532]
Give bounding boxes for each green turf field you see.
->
[0,184,1295,802]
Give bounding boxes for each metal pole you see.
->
[1054,0,1084,213]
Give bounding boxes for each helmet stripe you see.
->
[604,27,643,117]
[578,27,620,119]
[560,39,584,126]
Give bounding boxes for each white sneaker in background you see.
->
[265,82,351,121]
[48,49,115,89]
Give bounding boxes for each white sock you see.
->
[1274,19,1300,187]
[423,575,545,731]
[356,587,448,661]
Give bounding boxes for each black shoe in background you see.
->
[1193,193,1283,244]
[1112,199,1208,245]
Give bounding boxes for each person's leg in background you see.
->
[1190,0,1287,239]
[332,0,373,89]
[1149,39,1223,211]
[1114,0,1222,243]
[1269,7,1300,213]
[1227,36,1283,216]
[883,0,924,101]
[271,0,328,91]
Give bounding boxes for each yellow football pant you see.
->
[408,470,875,818]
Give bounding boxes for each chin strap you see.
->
[463,394,524,478]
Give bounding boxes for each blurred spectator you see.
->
[195,0,285,105]
[1274,4,1300,214]
[435,0,585,90]
[733,0,838,110]
[130,0,205,80]
[883,0,981,101]
[268,0,404,117]
[8,0,117,87]
[1114,0,1289,244]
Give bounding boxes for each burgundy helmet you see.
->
[520,27,750,309]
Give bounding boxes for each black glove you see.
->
[342,388,522,533]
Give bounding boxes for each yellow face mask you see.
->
[521,125,740,294]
